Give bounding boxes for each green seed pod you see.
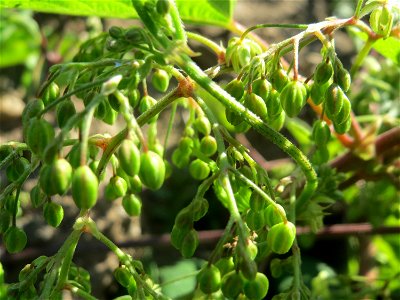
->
[128,88,140,108]
[114,266,132,287]
[270,258,283,278]
[139,151,165,190]
[122,194,142,216]
[156,0,170,15]
[240,257,258,281]
[129,175,143,194]
[102,101,118,125]
[245,92,268,120]
[325,84,347,119]
[264,204,285,227]
[94,98,107,120]
[314,61,333,85]
[30,185,46,208]
[189,159,210,181]
[335,67,351,92]
[172,148,191,169]
[4,226,27,253]
[42,82,60,106]
[139,95,158,123]
[105,176,128,201]
[200,135,217,157]
[270,68,289,92]
[266,89,282,120]
[71,165,99,209]
[68,143,89,169]
[333,115,351,134]
[50,158,73,195]
[6,157,30,182]
[108,94,120,112]
[246,210,265,231]
[43,202,64,227]
[215,257,235,276]
[181,229,199,258]
[170,224,188,250]
[26,118,55,158]
[56,100,76,128]
[243,272,269,300]
[179,136,194,152]
[198,264,221,294]
[39,164,57,196]
[252,78,272,102]
[225,107,243,126]
[249,192,266,211]
[238,44,251,67]
[267,221,296,254]
[4,194,19,214]
[246,241,258,260]
[225,79,245,100]
[190,198,209,221]
[312,120,331,145]
[194,116,212,136]
[335,96,351,125]
[221,271,244,299]
[0,210,11,234]
[310,82,329,105]
[370,5,393,38]
[22,99,44,125]
[151,69,170,93]
[118,139,141,177]
[127,279,137,296]
[280,80,307,118]
[109,26,124,39]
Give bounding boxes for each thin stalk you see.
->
[354,0,365,19]
[187,31,224,55]
[67,282,98,300]
[163,102,178,158]
[240,23,309,41]
[350,37,375,77]
[169,0,187,42]
[79,107,95,166]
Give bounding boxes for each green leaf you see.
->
[0,0,237,27]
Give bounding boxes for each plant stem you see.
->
[354,0,365,19]
[187,31,224,56]
[350,37,375,77]
[177,56,317,210]
[240,23,308,41]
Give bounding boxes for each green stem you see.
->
[176,57,317,210]
[350,38,375,77]
[163,102,178,158]
[159,271,199,287]
[187,32,224,55]
[354,0,365,18]
[79,107,95,166]
[240,23,308,41]
[169,0,187,42]
[67,282,98,300]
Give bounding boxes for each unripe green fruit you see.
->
[221,271,244,299]
[310,82,329,105]
[243,272,269,300]
[225,108,243,126]
[245,92,268,120]
[56,100,76,128]
[39,164,57,196]
[122,194,142,216]
[22,99,44,125]
[335,67,351,92]
[151,69,170,93]
[198,264,221,294]
[108,94,120,112]
[238,44,251,67]
[252,78,272,102]
[118,139,141,177]
[200,135,217,157]
[370,5,393,38]
[30,185,46,208]
[109,26,124,39]
[43,202,64,227]
[333,115,351,134]
[267,221,296,254]
[264,203,285,227]
[51,158,73,195]
[312,146,330,164]
[325,84,347,119]
[270,258,283,278]
[72,165,99,210]
[139,95,158,123]
[225,79,245,100]
[139,151,165,190]
[181,229,199,258]
[270,68,289,92]
[314,61,333,85]
[249,192,265,211]
[170,224,188,250]
[106,176,128,201]
[175,207,194,228]
[172,148,190,169]
[179,136,194,151]
[114,266,132,287]
[42,82,60,106]
[280,81,307,118]
[128,88,140,108]
[335,96,351,125]
[246,241,258,260]
[6,157,30,182]
[4,226,27,253]
[194,116,212,136]
[267,89,283,120]
[156,0,170,15]
[189,159,210,181]
[215,257,235,276]
[190,198,209,221]
[312,120,331,145]
[26,118,55,158]
[240,258,257,281]
[246,210,265,231]
[103,102,118,125]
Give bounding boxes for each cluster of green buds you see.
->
[369,1,394,39]
[225,37,263,73]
